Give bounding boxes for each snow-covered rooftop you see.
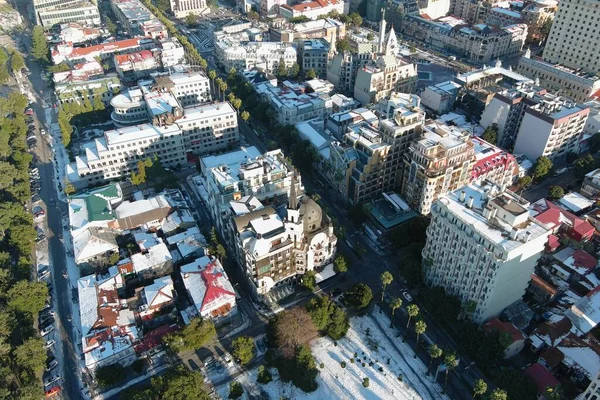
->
[143,275,174,308]
[565,288,600,335]
[559,192,594,213]
[131,242,172,274]
[115,195,170,219]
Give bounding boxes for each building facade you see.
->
[542,0,600,74]
[169,0,207,17]
[279,0,345,20]
[37,1,101,27]
[296,38,330,79]
[423,182,552,323]
[110,0,167,39]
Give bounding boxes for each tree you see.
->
[10,52,25,73]
[380,271,393,301]
[15,337,47,378]
[366,33,374,41]
[48,62,71,73]
[590,132,600,153]
[533,156,553,180]
[390,297,402,316]
[277,57,287,79]
[482,124,498,145]
[548,185,564,200]
[489,389,508,400]
[31,26,49,62]
[292,345,319,392]
[231,97,242,111]
[443,352,458,391]
[406,304,419,330]
[185,12,198,26]
[305,68,317,80]
[333,256,348,274]
[325,306,349,340]
[348,12,362,27]
[122,366,211,400]
[336,38,351,53]
[208,69,217,96]
[518,175,532,189]
[240,110,250,122]
[106,19,117,35]
[345,283,373,310]
[163,317,215,352]
[107,251,120,266]
[155,0,171,12]
[473,379,488,398]
[544,385,562,400]
[427,344,442,375]
[575,154,597,179]
[93,95,105,111]
[288,63,300,79]
[274,307,317,358]
[414,320,427,355]
[95,363,126,387]
[7,280,48,314]
[229,381,243,399]
[257,365,272,384]
[301,270,316,291]
[232,336,255,365]
[306,296,333,330]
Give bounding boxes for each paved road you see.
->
[14,27,84,400]
[521,170,578,202]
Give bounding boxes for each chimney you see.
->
[467,196,474,208]
[509,227,518,239]
[460,191,466,202]
[525,231,532,242]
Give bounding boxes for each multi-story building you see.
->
[401,120,475,215]
[110,70,211,126]
[420,81,462,114]
[470,135,518,188]
[169,0,207,17]
[260,0,286,16]
[581,168,600,199]
[418,0,451,19]
[55,75,121,107]
[402,15,527,63]
[270,17,346,42]
[52,60,104,84]
[55,23,101,44]
[51,37,156,65]
[159,38,186,68]
[114,50,160,82]
[68,102,238,186]
[354,57,418,105]
[110,0,167,39]
[521,0,557,42]
[326,93,424,204]
[584,100,600,135]
[295,38,330,79]
[254,80,332,126]
[422,182,552,323]
[279,0,344,21]
[214,26,297,74]
[34,0,100,27]
[485,7,523,26]
[451,0,493,24]
[517,49,600,103]
[232,189,337,299]
[542,0,600,74]
[481,83,590,159]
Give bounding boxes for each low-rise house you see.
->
[529,317,573,352]
[72,227,119,271]
[78,266,138,371]
[531,199,596,242]
[528,273,559,305]
[114,195,172,230]
[165,226,207,259]
[483,317,526,359]
[559,192,594,215]
[68,183,123,234]
[581,168,600,199]
[565,287,600,335]
[160,209,196,236]
[180,256,237,321]
[114,50,160,82]
[524,363,560,396]
[552,247,598,284]
[420,81,462,115]
[138,276,176,321]
[129,241,173,279]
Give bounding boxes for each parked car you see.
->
[45,339,55,349]
[24,108,34,116]
[38,265,50,276]
[43,375,60,387]
[40,128,46,135]
[40,317,54,330]
[46,360,58,372]
[554,167,568,177]
[40,325,54,337]
[31,194,41,202]
[402,292,413,302]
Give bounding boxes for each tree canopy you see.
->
[482,124,498,145]
[533,156,553,179]
[31,26,48,62]
[548,185,564,200]
[231,336,255,365]
[274,307,318,358]
[163,317,215,352]
[345,283,373,310]
[121,366,210,400]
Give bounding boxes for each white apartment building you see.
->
[401,120,475,215]
[481,83,590,160]
[279,0,345,21]
[169,0,207,18]
[270,17,346,42]
[159,38,186,68]
[110,70,211,126]
[260,0,286,16]
[423,182,552,323]
[110,0,167,39]
[36,0,100,27]
[543,0,600,74]
[420,81,462,114]
[354,58,418,105]
[517,49,600,103]
[68,102,238,186]
[254,80,332,126]
[418,0,451,20]
[114,50,160,82]
[56,23,101,44]
[584,100,600,135]
[214,28,297,74]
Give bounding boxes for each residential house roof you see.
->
[557,334,600,379]
[483,317,525,343]
[130,241,172,274]
[530,273,558,297]
[142,276,174,309]
[114,195,172,230]
[532,317,573,347]
[524,363,559,393]
[539,346,565,369]
[564,286,600,334]
[72,227,119,264]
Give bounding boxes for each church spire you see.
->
[378,8,386,54]
[289,174,298,210]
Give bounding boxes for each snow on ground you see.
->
[214,310,447,400]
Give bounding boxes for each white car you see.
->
[40,129,46,135]
[43,375,61,387]
[402,292,413,302]
[45,339,55,348]
[40,325,54,337]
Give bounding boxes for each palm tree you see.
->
[380,271,393,301]
[427,344,442,375]
[406,304,419,329]
[472,379,487,398]
[241,110,250,122]
[544,385,562,400]
[208,70,216,99]
[414,320,426,357]
[219,81,228,101]
[214,77,223,100]
[227,92,235,103]
[443,352,458,392]
[489,389,508,400]
[232,98,242,111]
[390,297,402,316]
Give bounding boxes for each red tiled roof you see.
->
[483,317,525,342]
[134,324,179,354]
[572,249,597,272]
[547,234,560,251]
[539,347,565,369]
[524,363,559,393]
[534,317,573,346]
[201,262,235,312]
[69,38,143,58]
[531,274,558,296]
[534,200,595,238]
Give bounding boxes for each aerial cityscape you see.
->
[0,0,598,398]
